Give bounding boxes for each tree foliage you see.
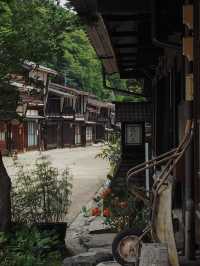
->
[0,0,71,78]
[0,0,143,100]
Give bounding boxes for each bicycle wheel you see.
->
[112,229,149,265]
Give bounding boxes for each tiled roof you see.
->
[23,61,58,75]
[87,97,114,109]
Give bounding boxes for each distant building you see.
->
[0,62,115,154]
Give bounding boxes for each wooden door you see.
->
[11,124,25,152]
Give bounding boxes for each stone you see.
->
[88,248,112,254]
[96,261,121,266]
[88,216,110,233]
[63,251,113,266]
[65,211,115,255]
[83,234,116,249]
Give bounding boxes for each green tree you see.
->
[0,0,72,79]
[58,29,107,99]
[0,0,74,231]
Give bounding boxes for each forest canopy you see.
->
[0,0,142,100]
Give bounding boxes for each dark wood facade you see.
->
[70,0,200,264]
[0,122,7,154]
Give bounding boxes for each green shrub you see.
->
[0,226,62,266]
[96,133,121,167]
[11,156,72,224]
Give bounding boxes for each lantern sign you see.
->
[125,124,143,145]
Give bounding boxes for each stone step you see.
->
[97,261,121,266]
[63,250,113,266]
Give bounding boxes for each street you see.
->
[3,145,109,223]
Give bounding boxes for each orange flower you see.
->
[103,208,110,217]
[91,207,101,216]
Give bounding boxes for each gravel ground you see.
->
[3,145,109,223]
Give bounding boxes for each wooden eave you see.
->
[71,0,182,80]
[86,14,119,74]
[70,0,159,79]
[70,0,118,74]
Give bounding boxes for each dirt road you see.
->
[3,145,109,223]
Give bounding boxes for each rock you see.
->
[65,213,89,254]
[88,248,112,254]
[96,261,121,266]
[63,251,113,266]
[83,234,116,249]
[88,216,110,233]
[65,212,115,255]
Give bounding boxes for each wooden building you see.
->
[45,83,74,149]
[0,63,58,154]
[46,83,88,148]
[0,122,7,154]
[0,62,114,153]
[8,81,45,153]
[86,96,115,144]
[70,0,200,265]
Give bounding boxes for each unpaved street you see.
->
[3,145,109,223]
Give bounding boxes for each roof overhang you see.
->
[23,61,58,76]
[70,0,155,78]
[71,0,182,80]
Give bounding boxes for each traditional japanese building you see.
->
[46,83,114,147]
[0,61,114,153]
[70,0,200,265]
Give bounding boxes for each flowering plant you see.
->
[89,179,148,232]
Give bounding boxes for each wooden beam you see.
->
[98,0,151,13]
[111,31,137,37]
[114,43,157,49]
[103,13,150,22]
[117,52,137,57]
[114,43,138,48]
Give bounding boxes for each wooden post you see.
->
[0,151,11,231]
[183,0,195,259]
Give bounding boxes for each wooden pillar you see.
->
[183,1,195,259]
[193,0,200,251]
